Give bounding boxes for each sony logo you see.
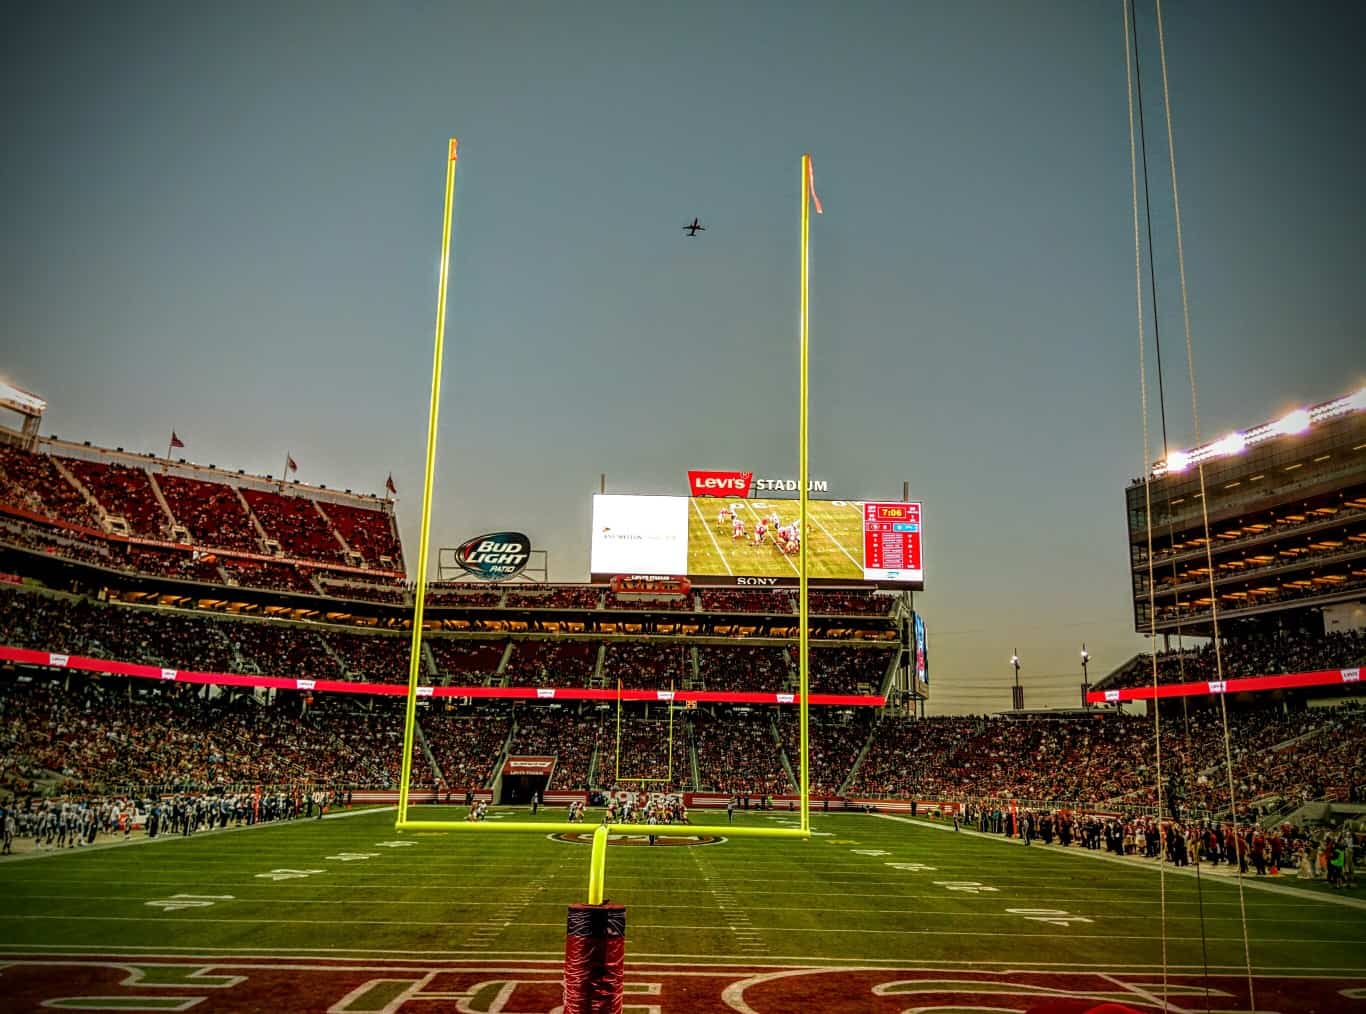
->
[736,577,780,586]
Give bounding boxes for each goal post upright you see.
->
[798,152,813,834]
[393,146,817,860]
[397,138,459,828]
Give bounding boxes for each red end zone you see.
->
[0,956,1361,1013]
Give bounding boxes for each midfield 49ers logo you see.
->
[454,532,532,580]
[688,470,753,497]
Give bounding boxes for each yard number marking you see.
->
[1006,907,1095,927]
[886,862,938,871]
[145,894,234,911]
[934,881,999,894]
[325,852,381,862]
[255,868,326,880]
[374,840,417,847]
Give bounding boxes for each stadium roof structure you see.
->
[1144,385,1365,481]
[1125,384,1366,637]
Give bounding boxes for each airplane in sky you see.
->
[682,218,705,237]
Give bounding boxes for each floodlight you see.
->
[1212,432,1246,457]
[1273,409,1311,436]
[1349,386,1366,412]
[1165,450,1189,473]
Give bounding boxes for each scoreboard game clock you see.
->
[862,502,923,582]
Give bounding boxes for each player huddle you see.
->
[718,505,801,556]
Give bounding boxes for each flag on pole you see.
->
[386,473,397,495]
[806,158,823,215]
[169,431,185,449]
[287,455,298,473]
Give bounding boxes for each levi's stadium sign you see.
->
[688,470,828,497]
[453,532,532,580]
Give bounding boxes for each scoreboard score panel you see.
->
[862,502,923,582]
[590,494,924,588]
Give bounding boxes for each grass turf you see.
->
[1,807,1363,976]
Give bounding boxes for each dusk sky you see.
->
[3,1,1361,714]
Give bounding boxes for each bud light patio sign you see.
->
[454,532,532,580]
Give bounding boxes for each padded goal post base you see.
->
[563,903,626,1014]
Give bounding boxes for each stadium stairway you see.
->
[311,498,353,557]
[413,720,443,786]
[146,471,179,529]
[49,457,106,530]
[838,719,881,796]
[319,636,348,676]
[592,644,606,687]
[878,651,899,698]
[772,715,798,792]
[234,486,272,550]
[496,642,515,685]
[422,639,441,683]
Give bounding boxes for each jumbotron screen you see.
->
[590,494,923,587]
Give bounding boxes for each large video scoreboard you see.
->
[589,494,924,588]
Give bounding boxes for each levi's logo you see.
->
[160,668,177,681]
[777,693,795,704]
[537,688,555,699]
[1343,668,1360,683]
[297,679,315,690]
[1209,680,1227,694]
[1104,690,1120,702]
[688,470,753,497]
[49,653,69,667]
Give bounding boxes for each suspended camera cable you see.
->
[1122,2,1170,1006]
[1125,0,1195,719]
[1153,1,1258,1006]
[1125,1,1212,1004]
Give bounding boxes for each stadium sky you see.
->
[2,1,1361,714]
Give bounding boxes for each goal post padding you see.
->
[563,903,626,1014]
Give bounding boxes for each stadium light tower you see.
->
[1080,644,1091,709]
[1010,651,1022,710]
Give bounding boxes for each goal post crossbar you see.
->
[395,147,819,917]
[395,819,809,839]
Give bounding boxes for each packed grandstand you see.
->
[1,419,1364,832]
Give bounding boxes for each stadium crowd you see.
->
[1099,628,1366,691]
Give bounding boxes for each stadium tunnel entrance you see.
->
[498,755,556,804]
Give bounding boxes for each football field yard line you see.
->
[879,814,1366,913]
[1,945,1359,973]
[806,511,862,571]
[1100,972,1194,1014]
[740,501,798,576]
[691,497,732,575]
[8,913,1352,945]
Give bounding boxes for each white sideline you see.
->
[0,805,395,864]
[872,812,1366,912]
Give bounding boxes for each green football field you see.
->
[2,807,1364,1012]
[686,498,868,580]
